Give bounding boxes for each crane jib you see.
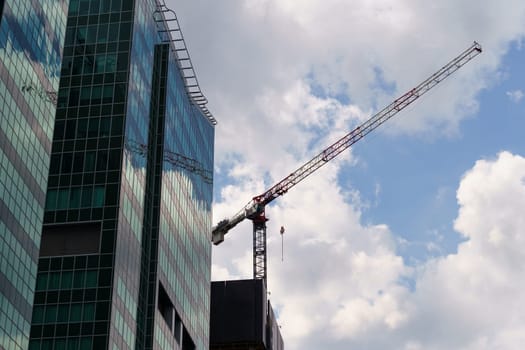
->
[212,41,482,259]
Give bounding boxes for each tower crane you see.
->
[212,42,482,284]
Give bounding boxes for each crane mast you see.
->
[212,42,482,284]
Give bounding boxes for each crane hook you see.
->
[280,226,285,261]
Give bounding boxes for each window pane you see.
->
[81,187,92,207]
[61,56,72,76]
[77,119,88,138]
[106,54,116,72]
[45,190,57,211]
[61,271,73,289]
[119,22,131,41]
[108,23,119,42]
[87,25,97,44]
[65,120,77,139]
[86,270,98,287]
[57,305,69,322]
[79,0,89,14]
[92,86,102,104]
[54,120,65,139]
[103,85,113,103]
[111,116,123,136]
[74,271,86,289]
[36,274,48,291]
[100,118,110,136]
[85,152,96,171]
[68,0,78,13]
[96,151,108,171]
[50,155,61,174]
[71,57,83,76]
[28,340,40,350]
[111,0,121,11]
[88,118,99,138]
[45,305,57,323]
[57,189,69,210]
[89,0,100,12]
[108,150,121,171]
[117,53,128,71]
[73,154,85,173]
[93,186,105,207]
[49,273,61,289]
[113,83,126,102]
[61,153,72,173]
[69,188,81,209]
[70,304,82,322]
[32,306,44,324]
[97,24,108,43]
[55,339,66,350]
[41,340,52,350]
[80,337,92,350]
[100,0,111,12]
[67,338,79,350]
[77,26,87,43]
[95,54,106,73]
[83,303,95,321]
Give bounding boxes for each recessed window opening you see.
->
[157,282,192,346]
[174,312,182,344]
[182,327,195,350]
[40,223,101,257]
[158,282,173,330]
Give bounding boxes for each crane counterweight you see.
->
[212,42,482,284]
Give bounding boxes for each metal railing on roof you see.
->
[153,0,217,125]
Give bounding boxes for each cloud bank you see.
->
[271,152,525,350]
[168,1,525,349]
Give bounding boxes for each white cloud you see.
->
[174,0,525,159]
[210,151,525,350]
[404,152,525,350]
[166,1,525,349]
[210,264,239,281]
[277,151,525,350]
[506,89,524,103]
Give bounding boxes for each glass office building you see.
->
[28,0,215,349]
[0,1,68,350]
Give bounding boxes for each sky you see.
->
[169,1,525,349]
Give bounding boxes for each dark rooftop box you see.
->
[210,279,268,349]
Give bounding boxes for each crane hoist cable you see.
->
[212,42,482,284]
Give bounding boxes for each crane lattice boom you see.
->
[212,42,482,282]
[254,42,482,206]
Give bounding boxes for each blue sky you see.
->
[172,1,525,349]
[346,42,525,263]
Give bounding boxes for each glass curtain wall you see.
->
[0,1,68,349]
